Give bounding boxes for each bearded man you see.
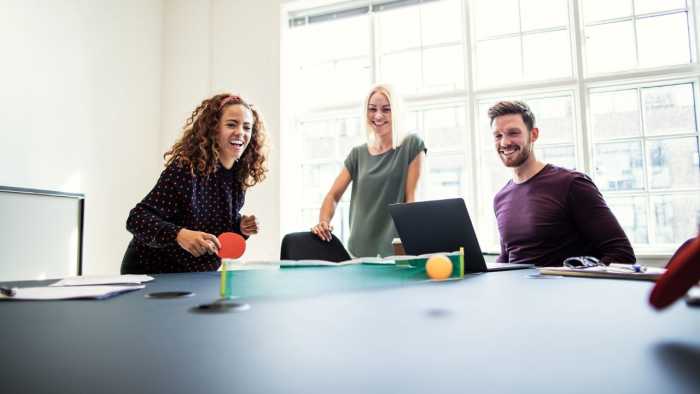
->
[489,100,635,267]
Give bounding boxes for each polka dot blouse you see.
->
[125,162,246,273]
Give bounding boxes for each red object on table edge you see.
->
[649,236,700,310]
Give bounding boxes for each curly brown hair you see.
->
[164,93,268,189]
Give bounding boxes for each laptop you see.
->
[388,198,533,273]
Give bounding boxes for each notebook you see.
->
[388,198,533,273]
[537,265,665,281]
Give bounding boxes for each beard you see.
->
[498,143,532,168]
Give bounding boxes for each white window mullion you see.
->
[463,0,480,229]
[517,0,525,81]
[631,0,641,68]
[369,6,378,83]
[691,0,700,63]
[571,0,592,174]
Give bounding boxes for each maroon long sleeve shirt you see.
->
[494,164,635,266]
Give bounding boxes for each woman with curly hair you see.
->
[121,93,268,274]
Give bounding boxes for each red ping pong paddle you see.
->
[649,236,700,310]
[217,232,246,259]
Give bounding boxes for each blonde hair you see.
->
[362,83,405,149]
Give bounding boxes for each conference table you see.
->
[1,264,699,393]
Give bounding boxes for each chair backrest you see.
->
[121,239,147,274]
[280,232,351,262]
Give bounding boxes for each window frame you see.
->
[282,0,700,256]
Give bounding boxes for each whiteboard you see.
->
[0,187,83,281]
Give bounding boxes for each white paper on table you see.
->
[50,275,154,287]
[0,284,145,300]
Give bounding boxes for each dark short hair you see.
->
[488,100,536,131]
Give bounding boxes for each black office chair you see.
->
[280,232,351,262]
[120,239,147,274]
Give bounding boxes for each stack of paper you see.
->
[0,275,153,301]
[538,264,666,281]
[0,285,145,300]
[50,274,153,286]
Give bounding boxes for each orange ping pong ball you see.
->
[426,254,453,280]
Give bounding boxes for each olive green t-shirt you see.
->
[344,133,427,257]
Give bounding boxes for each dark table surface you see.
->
[1,266,699,394]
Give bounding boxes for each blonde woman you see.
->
[311,84,426,257]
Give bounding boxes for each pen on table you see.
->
[609,263,647,273]
[0,286,18,297]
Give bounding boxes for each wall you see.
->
[160,0,211,152]
[0,0,163,275]
[1,0,288,273]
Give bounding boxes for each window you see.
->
[286,0,467,247]
[590,82,700,249]
[376,0,465,94]
[408,103,468,200]
[288,9,370,108]
[283,0,700,255]
[297,115,363,241]
[473,0,572,88]
[582,0,693,74]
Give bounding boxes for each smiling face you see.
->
[216,104,254,169]
[367,92,392,139]
[492,113,538,168]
